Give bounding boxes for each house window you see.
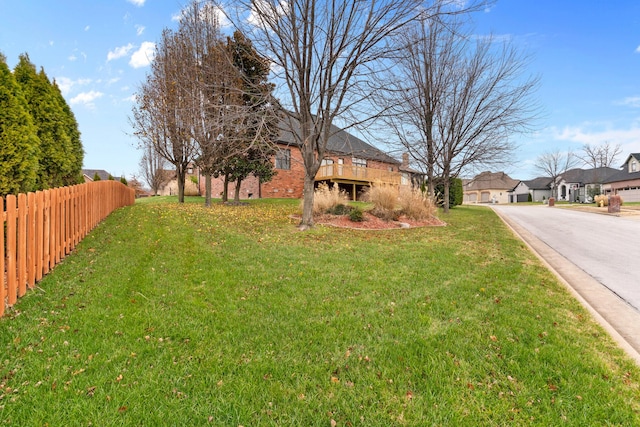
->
[401,173,410,185]
[352,157,367,168]
[275,149,291,170]
[632,161,637,172]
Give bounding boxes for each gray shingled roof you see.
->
[523,177,553,190]
[277,117,400,165]
[561,167,620,184]
[82,169,112,181]
[605,169,640,184]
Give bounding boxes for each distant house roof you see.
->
[523,177,553,190]
[621,153,640,168]
[561,167,620,184]
[277,116,400,165]
[601,154,640,184]
[82,169,112,181]
[465,171,518,191]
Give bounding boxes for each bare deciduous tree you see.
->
[131,26,200,203]
[138,143,168,195]
[534,149,579,199]
[230,0,444,229]
[579,141,622,169]
[382,5,540,213]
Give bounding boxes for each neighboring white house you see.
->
[508,177,553,203]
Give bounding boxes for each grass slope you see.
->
[1,197,638,426]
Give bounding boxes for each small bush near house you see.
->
[595,194,608,207]
[348,206,364,222]
[312,182,349,214]
[399,188,437,221]
[327,203,352,216]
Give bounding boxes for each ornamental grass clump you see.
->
[363,182,399,221]
[594,194,608,207]
[399,188,437,221]
[312,182,349,214]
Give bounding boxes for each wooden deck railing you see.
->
[316,164,402,186]
[0,180,135,317]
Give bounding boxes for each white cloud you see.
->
[107,43,134,62]
[616,97,640,108]
[636,45,640,53]
[129,41,156,68]
[55,77,92,95]
[68,54,77,62]
[552,123,640,148]
[135,24,145,36]
[70,91,104,108]
[127,0,145,6]
[84,25,90,31]
[174,2,232,28]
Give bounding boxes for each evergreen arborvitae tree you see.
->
[0,53,40,195]
[14,54,76,189]
[51,79,84,185]
[93,172,101,181]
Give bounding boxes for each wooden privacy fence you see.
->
[0,180,135,317]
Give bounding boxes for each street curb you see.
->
[491,207,640,366]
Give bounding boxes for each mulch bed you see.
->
[313,212,446,230]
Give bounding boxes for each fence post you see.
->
[28,192,36,289]
[43,189,51,275]
[6,195,17,305]
[0,198,4,317]
[18,193,27,297]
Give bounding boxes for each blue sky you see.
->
[1,1,639,181]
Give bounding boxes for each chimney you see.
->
[402,153,409,168]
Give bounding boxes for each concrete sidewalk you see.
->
[492,206,640,366]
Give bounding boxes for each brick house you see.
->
[199,120,419,200]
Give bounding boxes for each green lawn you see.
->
[1,197,638,426]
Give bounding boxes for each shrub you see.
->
[327,203,352,215]
[349,206,364,222]
[398,188,437,221]
[594,194,608,207]
[312,182,349,214]
[434,177,463,208]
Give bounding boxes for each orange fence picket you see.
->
[0,180,135,317]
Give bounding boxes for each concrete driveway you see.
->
[490,204,640,364]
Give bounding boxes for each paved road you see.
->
[490,204,640,363]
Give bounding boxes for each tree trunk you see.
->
[222,173,229,202]
[204,173,212,207]
[442,177,450,214]
[299,173,316,230]
[234,178,242,202]
[176,166,186,203]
